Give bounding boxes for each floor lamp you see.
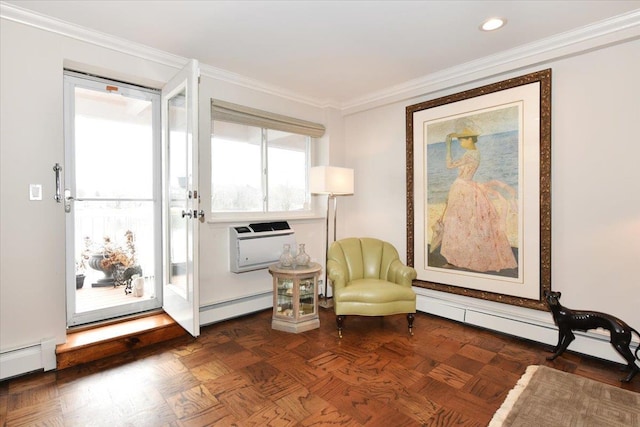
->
[310,166,354,309]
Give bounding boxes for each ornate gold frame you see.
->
[406,69,551,310]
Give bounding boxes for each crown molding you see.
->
[2,2,639,113]
[0,2,187,69]
[341,9,640,115]
[0,2,335,109]
[198,63,340,109]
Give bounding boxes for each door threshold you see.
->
[57,311,187,370]
[67,309,165,333]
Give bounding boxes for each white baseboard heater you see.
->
[229,221,295,273]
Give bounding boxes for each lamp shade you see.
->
[310,166,354,195]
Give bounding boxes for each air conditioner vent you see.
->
[229,221,295,273]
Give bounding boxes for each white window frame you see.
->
[209,99,325,222]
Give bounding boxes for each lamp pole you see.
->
[319,193,335,308]
[309,165,354,309]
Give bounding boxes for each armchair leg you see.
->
[336,315,345,339]
[407,313,415,336]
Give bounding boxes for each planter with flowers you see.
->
[88,230,142,293]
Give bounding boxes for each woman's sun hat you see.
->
[452,127,480,138]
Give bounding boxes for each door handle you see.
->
[181,210,193,218]
[53,163,62,203]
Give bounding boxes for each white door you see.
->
[162,59,200,337]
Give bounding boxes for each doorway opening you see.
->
[64,71,163,327]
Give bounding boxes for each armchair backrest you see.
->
[328,237,401,282]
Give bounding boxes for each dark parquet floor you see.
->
[2,308,639,426]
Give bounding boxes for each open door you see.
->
[162,59,200,337]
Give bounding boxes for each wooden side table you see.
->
[268,262,321,333]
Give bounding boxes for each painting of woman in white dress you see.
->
[426,105,520,278]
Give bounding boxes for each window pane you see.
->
[74,88,154,199]
[211,121,263,212]
[267,130,308,211]
[168,92,188,199]
[167,91,188,295]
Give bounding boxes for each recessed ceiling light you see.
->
[481,17,507,31]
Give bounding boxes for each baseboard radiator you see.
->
[200,292,272,326]
[0,339,56,380]
[229,221,295,273]
[414,289,640,367]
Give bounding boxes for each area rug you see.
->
[489,365,640,427]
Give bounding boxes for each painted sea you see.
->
[426,130,519,205]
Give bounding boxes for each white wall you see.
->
[550,41,639,319]
[343,37,640,361]
[0,16,328,378]
[343,102,410,255]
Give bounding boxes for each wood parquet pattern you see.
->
[2,308,639,426]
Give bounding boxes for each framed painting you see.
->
[406,69,551,310]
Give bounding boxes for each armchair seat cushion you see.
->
[336,279,416,304]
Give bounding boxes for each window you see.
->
[210,100,325,216]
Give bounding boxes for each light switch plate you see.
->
[29,184,42,201]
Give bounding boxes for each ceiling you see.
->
[3,1,639,107]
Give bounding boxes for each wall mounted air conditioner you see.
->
[229,221,296,273]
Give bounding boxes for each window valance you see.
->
[211,99,325,138]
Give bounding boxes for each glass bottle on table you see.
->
[279,244,293,268]
[295,243,310,267]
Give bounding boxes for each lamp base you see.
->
[318,296,334,309]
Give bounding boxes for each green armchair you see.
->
[327,237,417,338]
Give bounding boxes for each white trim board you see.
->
[2,3,639,112]
[415,289,640,367]
[342,9,640,114]
[0,2,325,109]
[199,291,272,327]
[0,339,56,381]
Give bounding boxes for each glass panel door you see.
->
[161,59,200,337]
[64,72,162,327]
